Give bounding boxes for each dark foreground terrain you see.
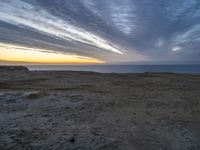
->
[0,67,200,150]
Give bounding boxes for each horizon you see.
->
[0,0,200,64]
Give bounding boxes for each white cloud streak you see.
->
[0,0,123,54]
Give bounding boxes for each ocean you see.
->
[27,65,200,74]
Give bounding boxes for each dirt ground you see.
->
[0,70,200,150]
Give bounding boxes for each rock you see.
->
[0,66,29,72]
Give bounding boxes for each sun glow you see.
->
[0,43,105,64]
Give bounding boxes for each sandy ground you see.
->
[0,70,200,150]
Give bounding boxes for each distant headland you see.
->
[0,66,29,71]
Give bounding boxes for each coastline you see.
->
[0,66,200,149]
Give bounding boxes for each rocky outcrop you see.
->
[0,66,29,72]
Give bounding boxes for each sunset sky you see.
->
[0,0,200,64]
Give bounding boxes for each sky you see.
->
[0,0,200,64]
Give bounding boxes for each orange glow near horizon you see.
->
[0,43,105,64]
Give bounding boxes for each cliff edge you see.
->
[0,66,29,72]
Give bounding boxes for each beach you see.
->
[0,67,200,150]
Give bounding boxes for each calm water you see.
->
[27,65,200,74]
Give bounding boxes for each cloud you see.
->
[0,0,123,55]
[0,0,199,63]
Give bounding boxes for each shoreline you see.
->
[1,65,200,74]
[0,67,200,149]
